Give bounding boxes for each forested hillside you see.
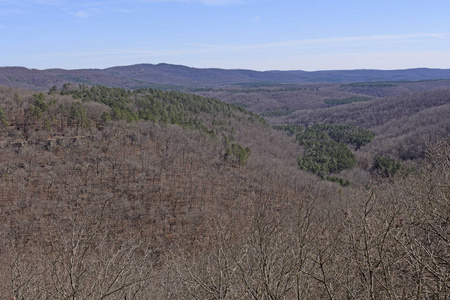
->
[196,81,450,184]
[0,83,448,299]
[194,79,450,114]
[276,89,450,160]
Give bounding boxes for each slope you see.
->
[0,83,448,298]
[276,89,450,160]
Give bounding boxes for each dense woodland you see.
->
[0,79,448,299]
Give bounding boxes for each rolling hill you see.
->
[2,63,450,90]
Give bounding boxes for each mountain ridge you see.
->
[2,63,450,90]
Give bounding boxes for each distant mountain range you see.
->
[2,63,450,90]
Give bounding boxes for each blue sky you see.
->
[1,0,449,70]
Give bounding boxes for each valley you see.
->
[0,65,448,299]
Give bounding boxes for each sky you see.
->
[0,0,449,71]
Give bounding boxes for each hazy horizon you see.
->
[2,62,450,73]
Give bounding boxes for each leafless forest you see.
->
[0,83,448,299]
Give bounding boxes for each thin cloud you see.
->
[191,33,450,52]
[27,32,450,70]
[65,2,133,17]
[112,7,133,13]
[72,10,90,18]
[67,2,106,18]
[36,32,450,60]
